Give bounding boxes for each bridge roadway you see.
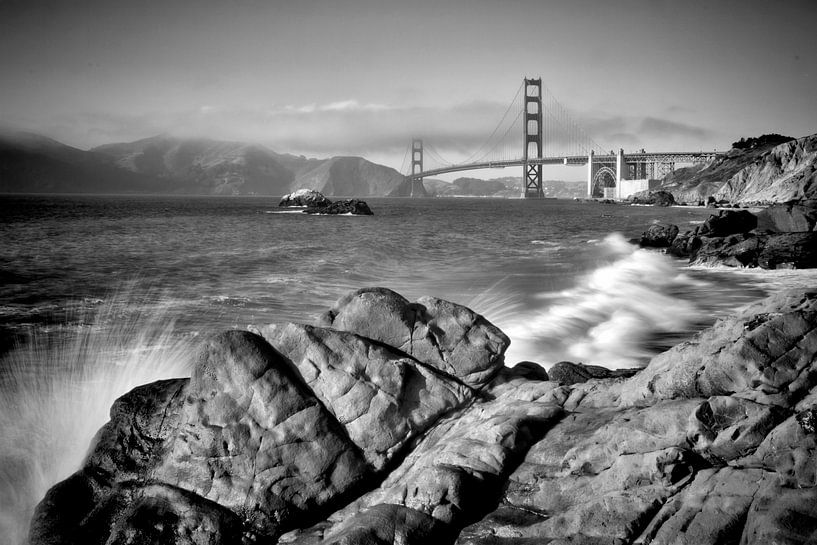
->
[410,151,723,180]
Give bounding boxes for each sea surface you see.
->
[1,194,816,543]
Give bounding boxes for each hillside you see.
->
[92,135,297,196]
[0,129,166,194]
[423,176,585,198]
[292,156,412,197]
[657,133,816,204]
[0,131,413,197]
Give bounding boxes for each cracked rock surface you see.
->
[29,288,817,545]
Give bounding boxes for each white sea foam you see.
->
[0,293,195,545]
[500,233,705,368]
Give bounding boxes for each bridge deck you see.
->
[411,151,723,179]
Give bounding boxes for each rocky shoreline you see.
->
[29,285,817,545]
[640,200,817,269]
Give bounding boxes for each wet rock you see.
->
[508,361,549,382]
[304,198,374,215]
[698,209,758,236]
[621,290,817,407]
[322,384,563,530]
[548,361,638,385]
[638,467,779,545]
[796,408,817,434]
[254,322,472,471]
[690,233,763,267]
[640,223,679,247]
[755,200,817,232]
[667,230,702,258]
[153,331,371,538]
[318,287,509,389]
[279,188,332,208]
[29,287,817,545]
[629,190,675,206]
[757,231,817,269]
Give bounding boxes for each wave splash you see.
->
[0,293,195,545]
[495,233,706,369]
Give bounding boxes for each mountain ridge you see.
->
[0,131,411,196]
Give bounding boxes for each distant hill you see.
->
[422,176,585,198]
[292,156,412,197]
[0,129,165,193]
[654,133,817,204]
[0,131,411,196]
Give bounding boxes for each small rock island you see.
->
[279,189,373,215]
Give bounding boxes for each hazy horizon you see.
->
[2,0,815,180]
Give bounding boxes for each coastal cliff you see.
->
[656,133,816,205]
[29,287,817,545]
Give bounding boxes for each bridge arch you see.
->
[591,166,616,198]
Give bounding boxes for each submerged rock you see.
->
[29,287,817,545]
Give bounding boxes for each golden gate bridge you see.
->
[400,78,722,198]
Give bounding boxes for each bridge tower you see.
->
[410,138,423,197]
[523,78,543,199]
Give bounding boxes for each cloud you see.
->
[638,117,711,139]
[30,100,718,174]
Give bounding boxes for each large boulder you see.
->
[640,222,679,247]
[253,322,472,470]
[152,331,372,539]
[279,188,332,208]
[689,232,817,269]
[698,209,757,237]
[629,190,676,206]
[755,200,817,232]
[317,287,510,389]
[29,287,817,545]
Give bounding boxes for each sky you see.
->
[1,0,815,179]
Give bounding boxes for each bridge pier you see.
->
[523,78,543,198]
[411,138,423,197]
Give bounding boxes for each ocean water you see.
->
[1,194,816,543]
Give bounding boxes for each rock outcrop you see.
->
[649,133,815,205]
[29,288,817,545]
[279,190,374,215]
[714,134,817,205]
[279,188,333,208]
[640,223,679,248]
[756,199,817,232]
[639,208,817,269]
[628,190,675,206]
[304,199,373,215]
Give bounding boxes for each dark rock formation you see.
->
[547,361,639,385]
[29,288,817,545]
[304,199,373,215]
[756,199,817,232]
[279,188,333,208]
[640,222,679,247]
[658,207,817,269]
[698,209,757,237]
[629,190,675,206]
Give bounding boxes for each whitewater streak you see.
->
[0,294,195,545]
[495,233,707,368]
[0,236,714,543]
